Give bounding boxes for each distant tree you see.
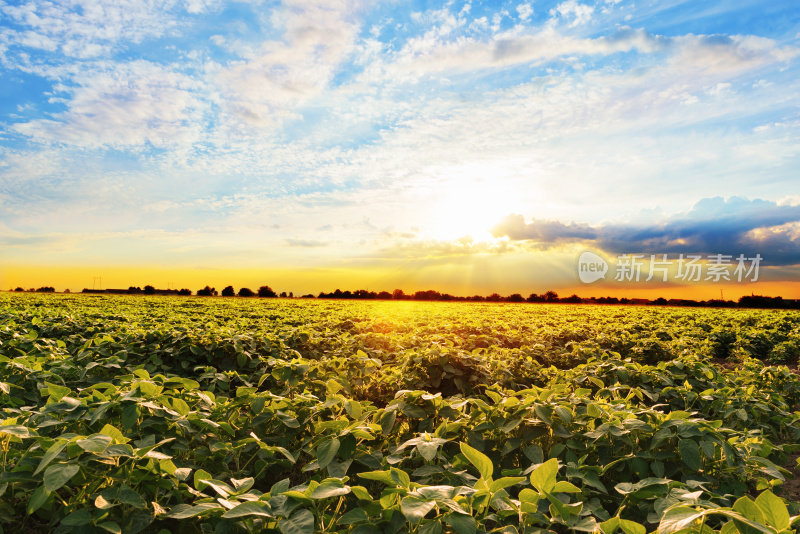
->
[507,293,525,302]
[238,287,255,297]
[392,289,406,300]
[300,294,315,298]
[27,288,35,292]
[14,287,24,292]
[486,293,503,302]
[178,288,192,296]
[377,291,392,300]
[652,297,668,305]
[258,285,277,298]
[64,288,70,293]
[36,286,55,293]
[143,285,156,295]
[289,292,293,298]
[197,286,217,296]
[128,286,143,294]
[279,291,287,298]
[544,291,559,302]
[527,293,545,302]
[221,285,235,297]
[561,294,582,303]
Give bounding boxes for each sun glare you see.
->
[426,180,514,242]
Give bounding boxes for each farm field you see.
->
[2,294,800,534]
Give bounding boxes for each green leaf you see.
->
[316,438,340,469]
[166,503,223,519]
[222,502,273,519]
[0,425,35,438]
[338,507,369,525]
[279,509,315,534]
[619,519,646,534]
[444,513,477,534]
[552,481,581,493]
[657,506,703,534]
[489,477,527,493]
[194,469,212,491]
[460,442,493,481]
[530,458,558,494]
[678,439,702,471]
[418,520,443,534]
[33,439,68,476]
[27,485,50,515]
[98,522,122,534]
[43,463,79,492]
[401,496,437,523]
[755,490,790,530]
[61,509,92,526]
[310,478,351,499]
[76,434,113,453]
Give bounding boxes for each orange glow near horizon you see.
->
[2,264,798,301]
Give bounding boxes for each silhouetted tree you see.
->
[221,285,235,297]
[377,291,392,299]
[36,286,55,293]
[652,297,668,305]
[561,294,582,303]
[392,289,406,300]
[128,286,143,294]
[289,292,293,298]
[544,291,559,302]
[300,294,315,298]
[238,287,255,297]
[197,286,217,296]
[64,289,70,293]
[14,287,23,292]
[178,288,192,296]
[143,285,156,295]
[279,291,287,298]
[507,293,525,302]
[258,285,277,298]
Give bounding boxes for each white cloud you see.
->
[550,0,595,27]
[516,3,533,22]
[215,0,363,131]
[12,60,205,149]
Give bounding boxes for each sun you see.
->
[426,181,513,242]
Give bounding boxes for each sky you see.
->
[0,0,799,298]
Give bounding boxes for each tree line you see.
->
[4,284,796,309]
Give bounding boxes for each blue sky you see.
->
[1,0,799,295]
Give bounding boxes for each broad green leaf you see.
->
[338,507,369,525]
[460,442,493,481]
[657,506,702,534]
[279,509,315,534]
[678,439,702,471]
[76,434,113,453]
[98,522,122,534]
[552,481,581,493]
[222,502,273,519]
[194,469,212,490]
[310,478,351,499]
[27,485,50,515]
[0,424,35,438]
[530,458,558,494]
[755,490,790,530]
[43,463,79,492]
[33,438,68,475]
[61,509,92,526]
[489,477,527,493]
[316,438,340,469]
[166,503,223,518]
[444,513,477,534]
[401,496,437,523]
